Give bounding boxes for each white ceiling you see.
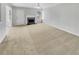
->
[12,3,59,9]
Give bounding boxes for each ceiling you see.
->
[12,3,59,9]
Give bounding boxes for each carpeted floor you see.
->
[0,23,79,55]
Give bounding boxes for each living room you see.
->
[0,3,79,55]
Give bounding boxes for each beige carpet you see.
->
[0,23,79,55]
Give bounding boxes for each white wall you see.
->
[0,4,12,43]
[12,8,25,25]
[0,4,6,43]
[0,4,1,21]
[44,3,79,36]
[25,8,38,16]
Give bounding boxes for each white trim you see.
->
[0,32,6,43]
[45,23,79,37]
[0,27,11,44]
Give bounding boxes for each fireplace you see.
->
[27,17,35,25]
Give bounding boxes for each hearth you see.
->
[27,17,35,25]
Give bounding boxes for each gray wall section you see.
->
[44,3,79,36]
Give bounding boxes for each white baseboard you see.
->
[0,27,11,44]
[0,33,6,43]
[45,23,79,37]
